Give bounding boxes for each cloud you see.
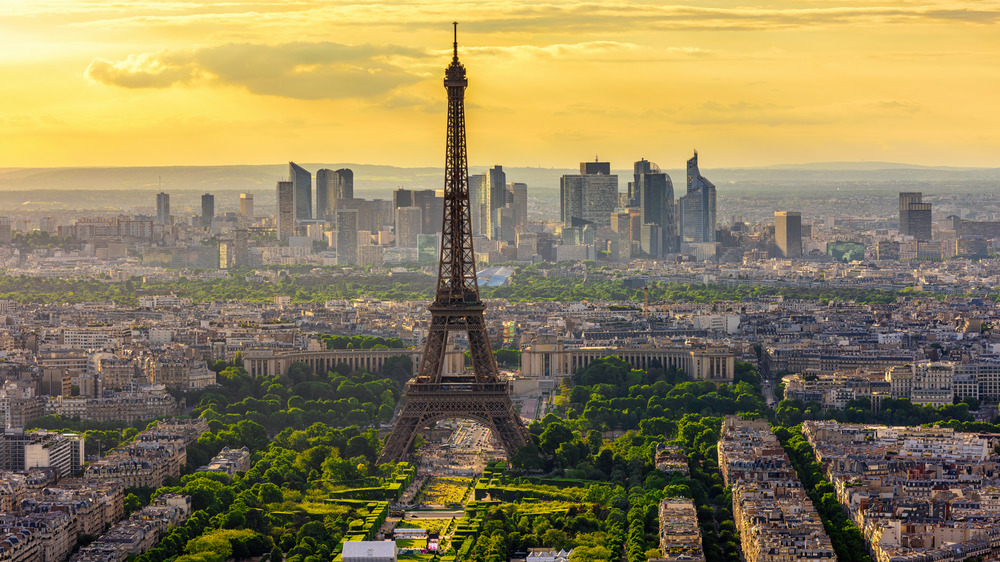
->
[47,1,1000,38]
[84,39,686,99]
[465,41,639,58]
[86,52,200,88]
[382,93,445,113]
[0,114,36,127]
[85,42,432,99]
[674,99,923,126]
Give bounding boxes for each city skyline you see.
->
[1,1,998,169]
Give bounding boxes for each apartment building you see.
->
[718,417,835,562]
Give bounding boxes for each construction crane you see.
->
[642,282,658,318]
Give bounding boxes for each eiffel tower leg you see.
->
[466,315,497,383]
[379,400,423,464]
[419,318,449,380]
[485,395,530,457]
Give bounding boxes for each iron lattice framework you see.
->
[378,24,530,463]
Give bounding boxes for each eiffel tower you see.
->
[378,24,530,464]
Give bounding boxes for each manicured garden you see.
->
[413,476,474,507]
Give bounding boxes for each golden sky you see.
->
[1,0,998,168]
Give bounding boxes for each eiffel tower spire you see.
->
[378,25,530,464]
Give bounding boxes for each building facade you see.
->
[276,180,295,241]
[155,193,169,226]
[899,191,932,240]
[775,211,802,258]
[560,161,618,228]
[290,161,312,221]
[635,159,675,256]
[200,193,214,228]
[678,151,716,243]
[239,192,253,218]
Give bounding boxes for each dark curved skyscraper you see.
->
[334,168,353,201]
[317,168,354,219]
[315,169,333,220]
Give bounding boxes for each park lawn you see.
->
[298,501,353,517]
[396,538,427,549]
[397,518,453,536]
[414,476,473,506]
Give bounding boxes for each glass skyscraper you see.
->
[276,181,294,240]
[200,193,214,228]
[635,159,675,256]
[485,165,506,239]
[678,151,716,243]
[315,169,333,220]
[559,160,618,228]
[317,168,353,219]
[156,192,170,225]
[289,162,312,221]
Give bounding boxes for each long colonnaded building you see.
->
[242,342,734,387]
[243,347,422,378]
[520,337,735,384]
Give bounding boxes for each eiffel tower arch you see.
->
[378,24,530,464]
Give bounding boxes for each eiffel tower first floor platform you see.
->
[377,382,530,464]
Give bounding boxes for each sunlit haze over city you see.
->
[4,4,1000,562]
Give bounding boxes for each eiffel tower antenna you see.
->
[378,24,529,464]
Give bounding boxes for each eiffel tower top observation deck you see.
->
[436,22,478,311]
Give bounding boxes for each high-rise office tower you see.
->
[201,193,215,228]
[495,207,516,242]
[276,181,294,241]
[678,151,716,243]
[629,158,653,207]
[610,211,633,260]
[485,165,506,239]
[413,189,443,234]
[899,192,932,240]
[333,168,354,201]
[316,168,354,219]
[468,173,487,236]
[559,160,618,227]
[239,193,253,219]
[372,199,395,230]
[233,229,249,267]
[156,192,170,225]
[315,169,333,219]
[289,162,312,221]
[336,209,358,265]
[775,211,802,258]
[640,223,660,258]
[509,182,528,230]
[219,240,234,269]
[899,192,921,235]
[635,159,675,256]
[393,188,413,209]
[396,206,423,248]
[337,198,377,233]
